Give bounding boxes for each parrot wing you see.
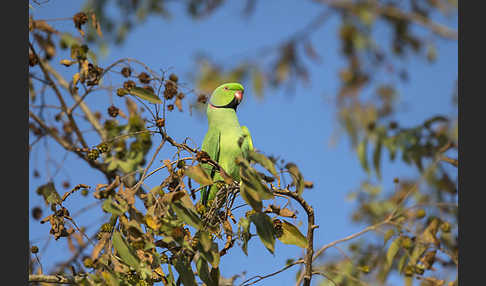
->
[200,128,221,205]
[241,125,254,152]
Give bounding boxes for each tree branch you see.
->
[239,259,304,286]
[316,0,457,40]
[29,42,89,148]
[273,189,316,286]
[29,274,87,284]
[29,110,113,181]
[41,60,107,141]
[440,155,458,167]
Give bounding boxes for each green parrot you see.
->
[200,82,254,206]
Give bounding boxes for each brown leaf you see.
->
[91,232,110,260]
[118,183,135,206]
[279,208,297,219]
[175,97,183,112]
[90,12,103,37]
[33,20,59,34]
[67,231,76,253]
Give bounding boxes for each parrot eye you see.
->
[223,87,229,90]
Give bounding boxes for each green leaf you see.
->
[167,264,176,285]
[112,231,140,270]
[404,276,413,286]
[101,271,120,286]
[239,183,262,212]
[196,256,217,286]
[37,182,61,206]
[252,68,264,98]
[250,213,275,254]
[198,231,212,252]
[60,33,81,49]
[238,218,251,255]
[239,157,274,200]
[247,151,278,179]
[185,165,213,187]
[171,202,202,230]
[373,136,383,179]
[285,163,305,195]
[210,267,220,286]
[357,138,370,173]
[129,86,162,104]
[174,257,197,286]
[386,237,402,270]
[197,240,220,268]
[397,253,409,274]
[277,220,308,248]
[102,196,128,216]
[383,229,395,245]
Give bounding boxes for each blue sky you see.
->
[29,1,457,285]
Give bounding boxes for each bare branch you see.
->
[440,156,458,167]
[130,139,166,195]
[29,274,87,284]
[29,110,113,181]
[29,42,89,148]
[41,60,107,141]
[239,259,304,286]
[273,189,316,286]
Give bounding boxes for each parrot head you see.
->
[208,82,244,110]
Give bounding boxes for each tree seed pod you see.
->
[123,80,136,90]
[155,118,165,128]
[169,73,178,82]
[32,207,43,220]
[87,149,100,161]
[273,219,284,238]
[73,12,88,30]
[121,67,131,78]
[29,52,38,67]
[97,143,110,153]
[31,245,39,254]
[117,88,128,97]
[197,94,208,104]
[137,72,151,84]
[108,105,119,117]
[100,223,113,233]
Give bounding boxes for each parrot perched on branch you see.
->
[200,82,254,206]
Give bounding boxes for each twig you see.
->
[61,184,90,202]
[41,60,107,141]
[130,140,166,195]
[312,220,389,262]
[29,110,113,181]
[29,42,89,148]
[239,259,304,286]
[273,189,316,286]
[312,271,339,286]
[29,274,87,284]
[440,156,458,167]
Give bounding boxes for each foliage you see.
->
[29,1,457,286]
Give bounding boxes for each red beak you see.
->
[235,90,243,103]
